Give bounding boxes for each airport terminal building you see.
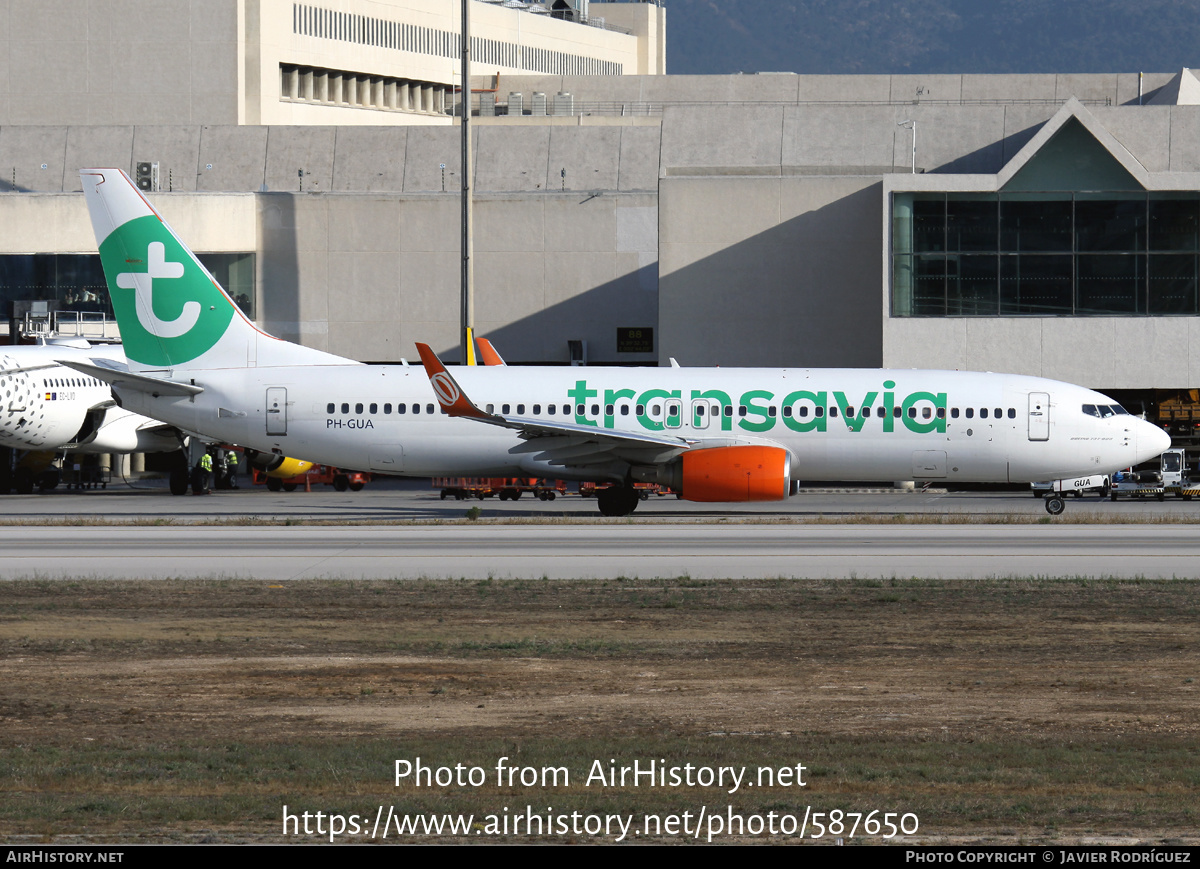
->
[1,0,1199,437]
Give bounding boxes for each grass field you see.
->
[0,577,1197,844]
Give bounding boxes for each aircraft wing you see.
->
[56,358,204,397]
[0,362,59,375]
[415,343,691,466]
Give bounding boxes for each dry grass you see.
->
[0,578,1197,844]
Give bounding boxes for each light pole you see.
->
[898,119,917,174]
[460,0,475,364]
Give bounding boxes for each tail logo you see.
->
[98,215,234,367]
[430,371,461,406]
[117,242,201,339]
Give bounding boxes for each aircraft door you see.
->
[266,387,288,436]
[1028,392,1049,441]
[665,399,682,429]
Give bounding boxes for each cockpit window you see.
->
[1110,405,1130,415]
[1082,404,1100,417]
[1098,405,1115,418]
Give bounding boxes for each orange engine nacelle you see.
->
[678,446,791,502]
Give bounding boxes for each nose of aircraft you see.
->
[1137,419,1172,463]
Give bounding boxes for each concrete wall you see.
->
[0,123,662,193]
[4,73,1200,390]
[259,190,657,364]
[0,0,239,126]
[0,191,255,255]
[659,174,882,368]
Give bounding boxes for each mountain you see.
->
[663,0,1199,75]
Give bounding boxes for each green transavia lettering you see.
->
[566,379,948,435]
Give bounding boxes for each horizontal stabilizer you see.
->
[56,358,203,397]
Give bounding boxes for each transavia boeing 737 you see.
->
[67,168,1169,516]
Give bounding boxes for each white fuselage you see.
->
[0,344,177,454]
[111,364,1167,484]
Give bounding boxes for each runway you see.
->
[1,523,1197,580]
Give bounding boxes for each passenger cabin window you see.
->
[965,408,974,419]
[369,403,377,414]
[950,408,959,418]
[355,403,364,414]
[620,405,630,416]
[517,404,525,414]
[384,403,392,414]
[398,404,406,414]
[413,404,420,414]
[428,404,436,414]
[327,403,335,414]
[533,404,541,415]
[341,403,350,414]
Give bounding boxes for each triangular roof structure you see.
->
[1147,69,1200,105]
[996,98,1149,191]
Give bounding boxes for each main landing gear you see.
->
[596,484,641,517]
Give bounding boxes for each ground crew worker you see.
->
[226,450,240,489]
[195,451,213,495]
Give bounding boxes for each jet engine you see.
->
[243,449,314,479]
[648,445,793,502]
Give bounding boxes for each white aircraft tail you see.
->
[80,168,355,374]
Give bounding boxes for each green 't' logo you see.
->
[98,215,233,367]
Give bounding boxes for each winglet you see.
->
[415,343,493,419]
[475,337,506,366]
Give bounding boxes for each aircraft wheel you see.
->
[597,485,640,517]
[349,481,364,492]
[1045,496,1065,516]
[333,475,349,492]
[266,477,283,492]
[169,467,191,496]
[13,468,34,495]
